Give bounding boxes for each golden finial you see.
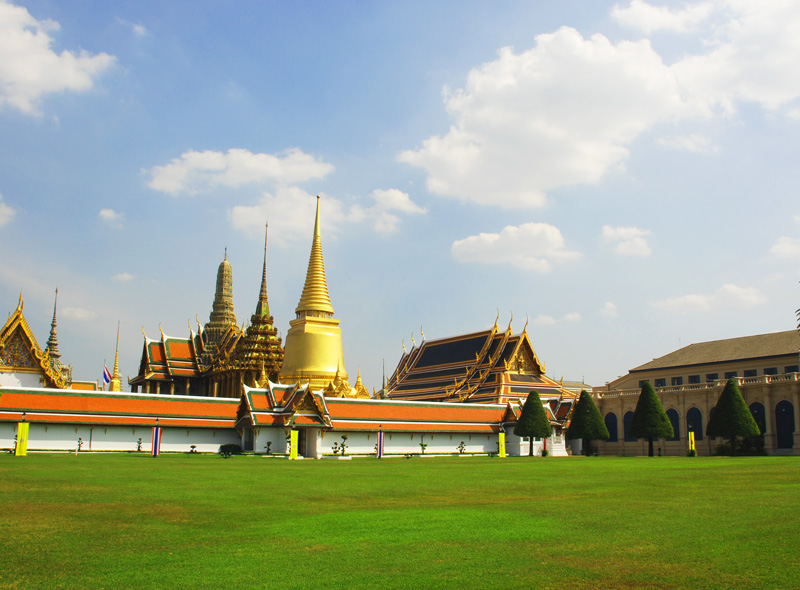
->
[494,308,499,330]
[196,315,202,332]
[402,339,406,353]
[411,332,416,346]
[522,314,529,334]
[420,326,425,341]
[159,323,164,338]
[17,290,23,311]
[141,325,147,338]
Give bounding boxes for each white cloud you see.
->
[657,133,719,154]
[399,27,700,208]
[113,273,133,282]
[99,208,123,225]
[347,189,427,233]
[672,2,800,114]
[451,222,581,272]
[0,193,15,227]
[402,3,800,209]
[145,148,334,196]
[230,186,426,243]
[601,302,618,318]
[611,0,714,33]
[116,18,148,37]
[0,0,115,115]
[652,283,767,313]
[602,225,652,257]
[533,312,582,326]
[61,307,97,320]
[770,236,800,258]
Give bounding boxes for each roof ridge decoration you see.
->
[295,195,334,316]
[0,296,68,388]
[109,322,122,392]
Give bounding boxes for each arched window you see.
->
[749,402,766,435]
[605,413,618,442]
[666,409,680,441]
[624,411,636,442]
[775,401,795,450]
[686,407,703,441]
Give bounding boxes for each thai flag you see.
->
[103,364,111,386]
[152,426,162,457]
[376,431,384,458]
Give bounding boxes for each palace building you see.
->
[593,331,800,456]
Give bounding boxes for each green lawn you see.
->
[1,454,797,589]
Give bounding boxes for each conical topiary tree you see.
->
[513,390,552,456]
[706,378,760,456]
[629,381,673,457]
[566,390,610,456]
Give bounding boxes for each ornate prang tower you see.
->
[230,223,284,384]
[280,196,349,390]
[202,250,238,365]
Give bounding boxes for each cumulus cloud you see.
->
[401,3,800,209]
[611,0,714,33]
[451,222,581,272]
[652,283,767,313]
[0,0,115,115]
[533,312,582,326]
[229,186,426,244]
[770,236,800,258]
[399,27,702,208]
[672,2,800,115]
[0,193,15,227]
[347,189,427,233]
[602,225,652,257]
[658,133,718,154]
[113,272,133,282]
[601,301,618,318]
[99,208,123,226]
[145,148,334,196]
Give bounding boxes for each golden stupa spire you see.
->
[109,321,122,392]
[46,288,61,362]
[279,195,348,391]
[295,195,334,316]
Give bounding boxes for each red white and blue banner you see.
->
[151,426,162,457]
[376,430,385,458]
[103,364,111,387]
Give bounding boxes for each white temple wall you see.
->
[0,422,239,453]
[0,372,43,388]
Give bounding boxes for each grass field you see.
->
[1,453,798,589]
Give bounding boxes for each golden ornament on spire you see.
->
[110,322,122,392]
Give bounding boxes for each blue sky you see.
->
[1,0,799,391]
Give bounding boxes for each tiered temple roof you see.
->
[386,317,576,414]
[0,295,70,389]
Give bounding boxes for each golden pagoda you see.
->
[202,249,239,366]
[280,196,349,391]
[109,322,122,393]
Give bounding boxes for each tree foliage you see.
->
[630,381,673,456]
[566,391,610,442]
[514,390,552,455]
[706,378,760,444]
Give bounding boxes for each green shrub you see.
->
[219,443,242,458]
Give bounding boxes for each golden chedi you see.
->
[280,196,349,391]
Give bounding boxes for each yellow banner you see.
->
[498,431,506,458]
[688,431,695,452]
[289,430,298,459]
[15,422,29,457]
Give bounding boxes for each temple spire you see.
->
[203,250,238,359]
[109,322,122,392]
[254,222,270,319]
[46,288,61,362]
[295,195,334,316]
